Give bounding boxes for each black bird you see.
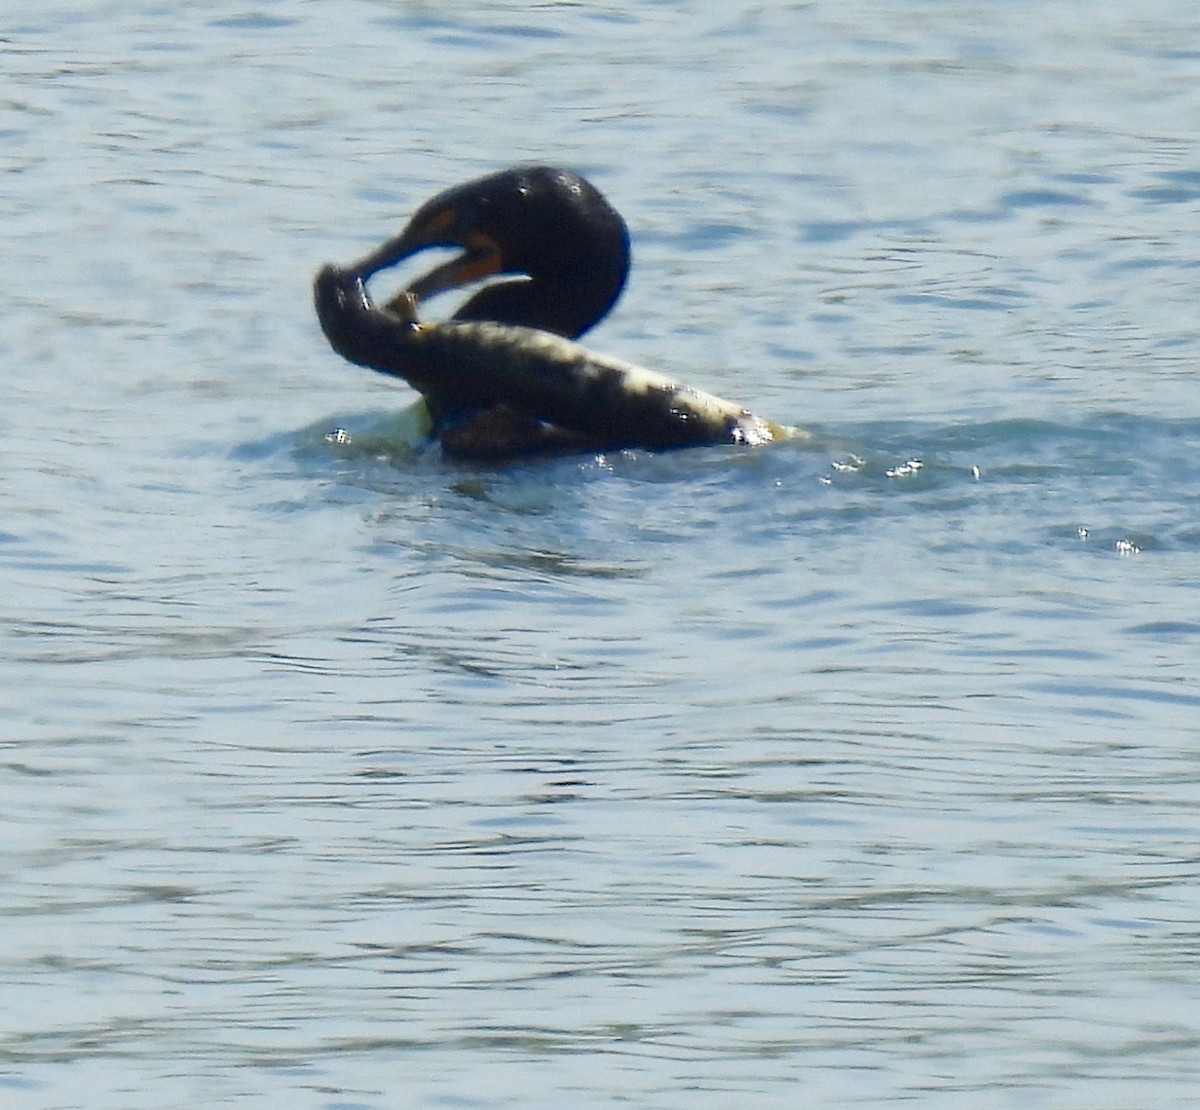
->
[352,165,631,342]
[316,166,785,457]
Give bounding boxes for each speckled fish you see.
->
[314,265,792,455]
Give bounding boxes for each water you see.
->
[3,1,1200,1106]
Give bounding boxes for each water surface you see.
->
[3,2,1200,1107]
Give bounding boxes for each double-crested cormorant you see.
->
[314,166,789,457]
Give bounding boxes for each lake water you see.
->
[3,1,1200,1106]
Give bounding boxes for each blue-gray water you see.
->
[3,2,1200,1107]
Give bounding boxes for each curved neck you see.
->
[450,269,625,340]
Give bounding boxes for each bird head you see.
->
[351,166,630,339]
